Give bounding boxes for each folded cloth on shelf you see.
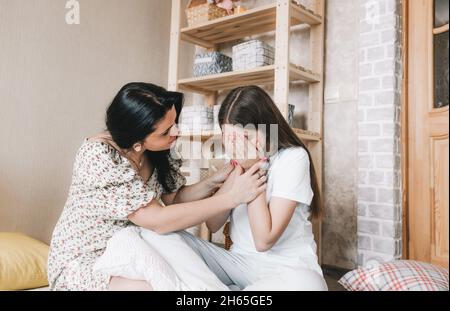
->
[93,226,230,291]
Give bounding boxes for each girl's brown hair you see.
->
[218,85,322,219]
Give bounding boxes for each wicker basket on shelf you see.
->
[186,0,228,27]
[223,222,233,250]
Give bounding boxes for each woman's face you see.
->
[222,124,266,170]
[142,106,179,151]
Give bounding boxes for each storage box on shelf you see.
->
[179,105,214,131]
[232,40,275,71]
[186,0,228,27]
[193,51,232,77]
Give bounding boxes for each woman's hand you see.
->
[215,164,239,194]
[207,162,234,190]
[166,162,233,205]
[228,160,268,206]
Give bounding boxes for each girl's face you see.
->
[222,124,267,170]
[143,106,179,151]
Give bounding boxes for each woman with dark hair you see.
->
[178,85,328,291]
[47,83,267,291]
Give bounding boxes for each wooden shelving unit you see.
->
[168,0,326,262]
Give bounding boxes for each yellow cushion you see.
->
[0,232,49,290]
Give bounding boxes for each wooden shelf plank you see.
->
[290,1,323,26]
[180,3,322,47]
[178,64,320,93]
[289,64,321,83]
[292,128,321,141]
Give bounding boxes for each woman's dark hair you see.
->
[218,85,322,219]
[106,82,183,192]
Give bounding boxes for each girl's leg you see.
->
[177,231,258,289]
[108,276,153,291]
[243,268,328,291]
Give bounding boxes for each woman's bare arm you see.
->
[161,163,234,205]
[130,161,267,234]
[129,193,239,234]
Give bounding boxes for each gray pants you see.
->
[178,230,328,291]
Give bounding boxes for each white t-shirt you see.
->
[229,147,320,272]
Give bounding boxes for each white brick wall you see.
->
[357,0,403,266]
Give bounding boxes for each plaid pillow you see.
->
[339,260,449,291]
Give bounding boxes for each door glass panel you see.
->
[434,31,449,108]
[434,0,449,28]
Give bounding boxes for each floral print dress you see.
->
[47,138,186,291]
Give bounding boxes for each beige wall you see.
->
[0,0,172,243]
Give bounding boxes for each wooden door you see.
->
[406,0,449,268]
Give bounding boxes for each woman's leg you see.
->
[108,276,153,291]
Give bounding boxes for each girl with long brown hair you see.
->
[178,85,327,291]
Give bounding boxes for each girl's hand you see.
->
[228,160,268,206]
